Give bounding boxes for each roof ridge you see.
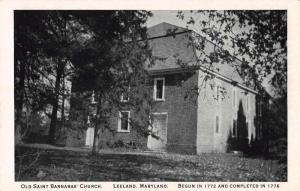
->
[148,22,188,31]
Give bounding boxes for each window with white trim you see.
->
[117,111,130,132]
[214,80,222,102]
[232,87,238,109]
[246,94,250,113]
[154,77,165,101]
[87,115,91,124]
[121,87,130,102]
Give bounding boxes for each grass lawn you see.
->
[15,145,287,181]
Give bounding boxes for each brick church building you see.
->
[67,22,260,154]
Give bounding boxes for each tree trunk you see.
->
[15,60,26,144]
[61,70,65,128]
[48,62,65,143]
[92,92,101,154]
[92,123,99,155]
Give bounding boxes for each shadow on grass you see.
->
[16,145,198,181]
[15,145,287,182]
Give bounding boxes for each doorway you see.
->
[147,113,168,151]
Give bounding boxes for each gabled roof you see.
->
[147,22,189,39]
[146,22,257,94]
[147,22,197,71]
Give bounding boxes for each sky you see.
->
[146,10,207,34]
[146,10,241,55]
[147,11,183,28]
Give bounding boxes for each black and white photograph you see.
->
[13,10,288,182]
[13,10,288,184]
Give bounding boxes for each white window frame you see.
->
[117,111,130,132]
[120,87,130,102]
[153,77,165,101]
[215,114,221,134]
[87,115,91,124]
[120,93,129,102]
[232,116,237,138]
[246,93,250,113]
[232,87,238,109]
[214,80,222,103]
[240,91,244,105]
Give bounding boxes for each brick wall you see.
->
[96,109,148,149]
[67,22,258,154]
[151,72,198,154]
[88,72,199,154]
[68,69,257,154]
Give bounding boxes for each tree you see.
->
[262,95,287,158]
[70,11,154,153]
[15,11,52,143]
[15,10,156,150]
[177,10,287,97]
[15,11,86,143]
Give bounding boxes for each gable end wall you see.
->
[196,69,257,153]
